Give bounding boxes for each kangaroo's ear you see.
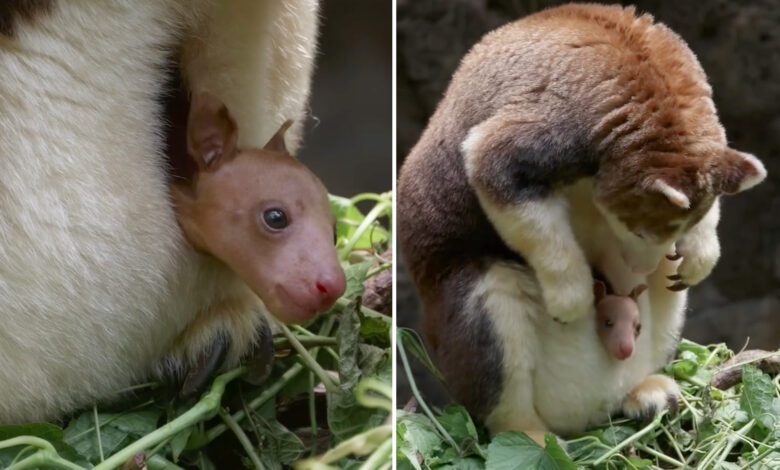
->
[594,280,607,304]
[187,92,238,171]
[648,178,690,209]
[629,284,647,300]
[713,148,767,195]
[263,120,293,154]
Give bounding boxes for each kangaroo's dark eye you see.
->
[263,208,288,230]
[604,319,614,328]
[635,324,642,337]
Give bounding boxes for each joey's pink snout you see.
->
[616,342,634,360]
[313,268,346,311]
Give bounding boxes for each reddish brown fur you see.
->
[525,5,756,239]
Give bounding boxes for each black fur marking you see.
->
[666,393,679,415]
[0,0,53,38]
[245,317,275,385]
[160,58,195,183]
[470,118,596,204]
[398,137,521,292]
[426,262,504,420]
[179,329,230,399]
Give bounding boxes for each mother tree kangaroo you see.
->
[398,4,767,443]
[0,0,321,423]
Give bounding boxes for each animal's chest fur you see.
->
[533,307,659,433]
[483,179,685,435]
[546,180,683,431]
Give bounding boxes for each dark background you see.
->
[397,0,780,406]
[299,0,393,197]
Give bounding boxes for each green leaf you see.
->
[0,423,89,468]
[627,456,653,468]
[327,300,387,441]
[485,432,576,470]
[563,435,608,462]
[599,426,635,447]
[64,412,130,463]
[359,313,391,347]
[436,405,480,452]
[343,260,372,300]
[63,409,161,464]
[672,353,714,385]
[399,328,444,382]
[109,410,160,436]
[169,427,193,461]
[330,195,388,250]
[430,447,486,469]
[255,415,305,467]
[397,410,444,469]
[436,456,486,469]
[740,365,777,431]
[677,339,711,363]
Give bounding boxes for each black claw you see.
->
[667,282,689,292]
[666,274,682,281]
[666,252,682,261]
[180,330,230,399]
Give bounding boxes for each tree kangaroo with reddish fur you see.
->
[398,4,766,443]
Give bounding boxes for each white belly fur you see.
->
[0,0,318,423]
[484,179,686,435]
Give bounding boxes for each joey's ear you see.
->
[594,280,607,304]
[713,148,767,195]
[629,284,647,300]
[187,92,238,171]
[648,178,690,209]
[263,120,293,154]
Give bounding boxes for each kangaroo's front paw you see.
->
[667,234,720,291]
[622,374,679,421]
[541,267,594,323]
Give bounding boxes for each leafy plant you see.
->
[0,191,392,470]
[397,328,780,470]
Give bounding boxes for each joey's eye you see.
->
[635,324,642,337]
[263,208,288,230]
[604,319,614,328]
[632,230,645,240]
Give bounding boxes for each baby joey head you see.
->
[172,92,345,324]
[594,280,646,361]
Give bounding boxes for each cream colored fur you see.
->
[463,123,594,323]
[482,179,688,441]
[0,0,318,423]
[675,199,721,286]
